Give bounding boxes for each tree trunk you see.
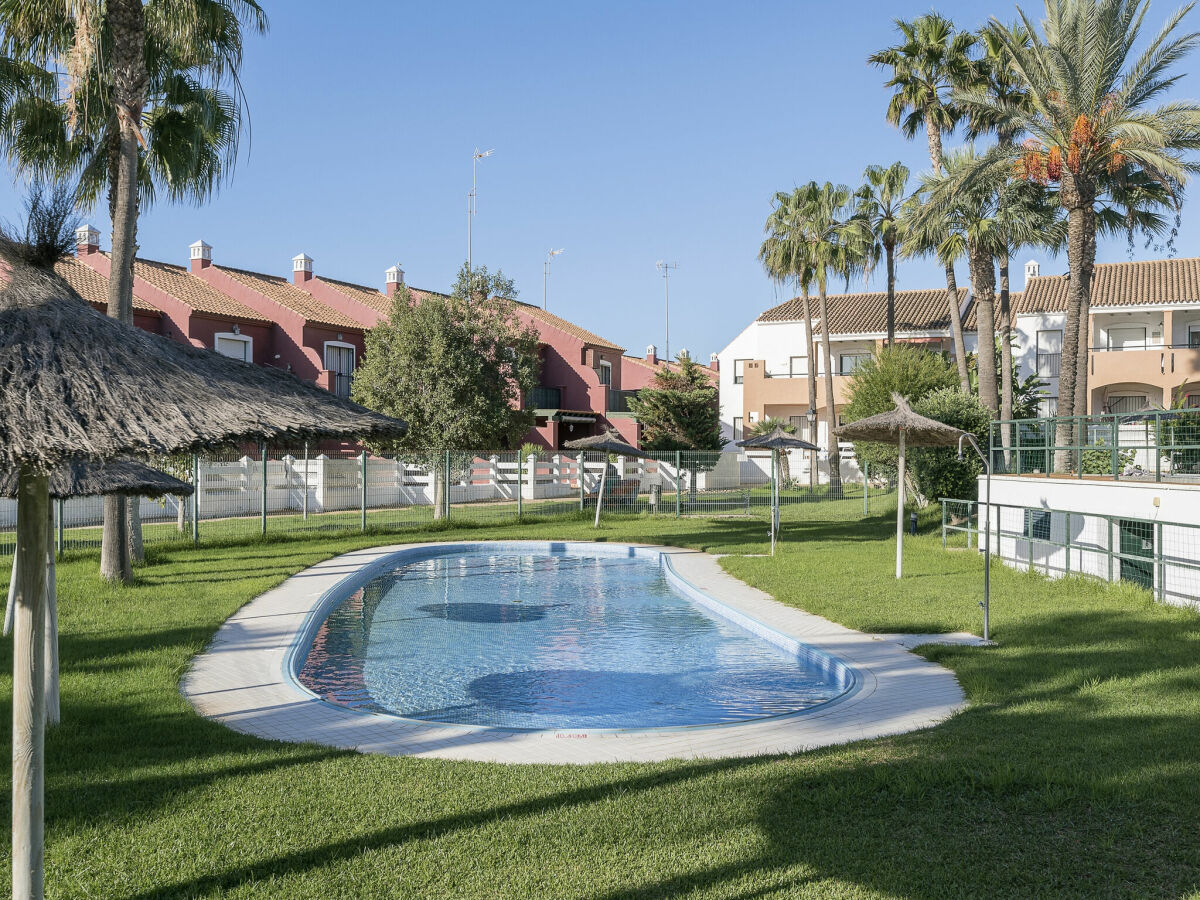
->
[944,261,971,392]
[998,251,1014,465]
[1074,210,1097,418]
[925,116,944,174]
[801,291,818,492]
[1054,173,1096,471]
[176,494,187,533]
[885,242,896,347]
[100,0,148,585]
[969,242,999,412]
[432,466,446,520]
[817,281,842,497]
[13,467,48,900]
[126,498,144,564]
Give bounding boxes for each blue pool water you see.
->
[295,544,852,731]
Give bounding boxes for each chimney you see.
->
[292,252,313,285]
[645,344,658,364]
[189,239,212,272]
[1024,259,1040,288]
[385,263,405,296]
[709,352,719,371]
[679,348,690,362]
[75,224,100,257]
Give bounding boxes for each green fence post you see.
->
[55,499,64,558]
[941,500,947,548]
[1155,412,1162,483]
[1107,519,1114,583]
[260,443,267,536]
[191,454,199,546]
[360,451,368,532]
[675,451,682,519]
[1064,511,1071,576]
[1156,521,1165,603]
[302,441,309,520]
[863,461,869,516]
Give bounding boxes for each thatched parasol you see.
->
[0,261,408,899]
[564,428,647,527]
[835,393,965,579]
[737,427,820,555]
[2,459,196,727]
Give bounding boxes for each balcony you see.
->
[1090,345,1200,395]
[526,386,562,410]
[607,389,639,414]
[1036,352,1061,378]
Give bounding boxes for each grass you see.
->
[3,500,1199,898]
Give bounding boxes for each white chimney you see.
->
[645,344,658,364]
[1024,259,1040,287]
[76,224,100,257]
[292,252,313,285]
[385,263,405,296]
[679,348,690,361]
[709,352,719,371]
[189,239,212,272]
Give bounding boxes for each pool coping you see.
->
[181,542,969,763]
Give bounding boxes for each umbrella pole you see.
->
[3,548,16,636]
[593,460,607,528]
[13,467,48,900]
[895,430,906,579]
[771,450,777,556]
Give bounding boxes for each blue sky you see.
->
[4,0,1197,359]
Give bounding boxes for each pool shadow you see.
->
[466,668,678,716]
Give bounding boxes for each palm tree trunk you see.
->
[998,250,1014,464]
[944,262,971,391]
[969,242,998,412]
[100,0,148,584]
[885,242,896,347]
[801,291,818,492]
[1073,210,1097,418]
[925,116,944,174]
[1054,173,1095,471]
[817,280,842,497]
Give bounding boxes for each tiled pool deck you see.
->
[181,542,973,763]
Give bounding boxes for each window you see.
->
[1107,394,1149,414]
[597,361,612,386]
[1024,510,1051,542]
[1038,396,1058,417]
[214,333,251,362]
[1107,325,1147,350]
[789,355,808,376]
[1189,324,1200,348]
[1036,330,1062,377]
[732,417,743,441]
[733,359,748,384]
[839,353,870,375]
[323,341,356,398]
[1185,394,1200,409]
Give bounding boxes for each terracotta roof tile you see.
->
[512,300,624,351]
[219,267,364,330]
[1016,257,1200,315]
[318,276,449,317]
[623,354,717,376]
[54,257,160,315]
[126,256,271,322]
[759,287,971,335]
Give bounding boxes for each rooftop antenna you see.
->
[656,260,679,362]
[467,148,494,278]
[543,248,565,310]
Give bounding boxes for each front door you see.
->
[1118,520,1155,590]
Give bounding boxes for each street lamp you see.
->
[806,406,818,493]
[467,148,494,277]
[543,248,565,310]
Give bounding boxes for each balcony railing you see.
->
[608,389,639,413]
[526,386,562,410]
[1036,352,1061,378]
[332,372,353,399]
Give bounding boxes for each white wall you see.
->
[716,318,811,444]
[1013,311,1066,407]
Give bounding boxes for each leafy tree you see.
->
[351,266,540,518]
[843,345,959,476]
[856,161,910,346]
[955,0,1200,464]
[870,12,977,390]
[629,355,722,452]
[909,387,994,502]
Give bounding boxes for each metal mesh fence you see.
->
[0,446,896,556]
[941,498,1200,607]
[991,411,1200,482]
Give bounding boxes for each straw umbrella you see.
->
[737,426,820,554]
[564,428,647,527]
[0,261,407,900]
[2,459,195,726]
[835,393,965,579]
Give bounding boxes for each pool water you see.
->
[296,545,852,731]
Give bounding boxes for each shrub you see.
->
[908,387,994,502]
[518,442,543,462]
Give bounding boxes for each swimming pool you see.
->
[293,543,855,732]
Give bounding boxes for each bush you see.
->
[843,346,959,476]
[908,388,994,502]
[518,442,543,461]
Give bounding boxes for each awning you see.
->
[557,414,597,423]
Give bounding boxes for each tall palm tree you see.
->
[855,161,910,347]
[761,192,820,490]
[1,0,268,581]
[870,12,976,381]
[956,0,1200,465]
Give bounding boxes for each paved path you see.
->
[181,542,969,763]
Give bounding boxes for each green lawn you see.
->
[4,501,1199,898]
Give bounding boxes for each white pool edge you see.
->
[181,541,969,763]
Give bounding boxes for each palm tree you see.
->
[870,12,976,381]
[855,162,910,347]
[760,191,820,491]
[956,0,1200,465]
[1,0,268,580]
